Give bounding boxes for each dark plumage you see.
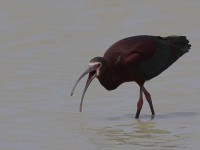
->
[71,35,191,118]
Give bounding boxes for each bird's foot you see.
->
[135,115,139,119]
[150,114,155,120]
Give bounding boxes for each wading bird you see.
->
[71,35,191,119]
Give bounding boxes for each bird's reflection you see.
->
[85,118,171,148]
[134,119,170,135]
[80,111,199,149]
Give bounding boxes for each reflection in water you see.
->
[134,120,170,135]
[84,119,187,149]
[79,112,198,149]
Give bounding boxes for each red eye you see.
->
[95,63,101,68]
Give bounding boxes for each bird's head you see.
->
[71,57,106,112]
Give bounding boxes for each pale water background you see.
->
[0,0,200,149]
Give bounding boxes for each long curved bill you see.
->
[71,67,96,112]
[79,73,96,112]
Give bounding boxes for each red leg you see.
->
[135,87,143,119]
[142,86,155,118]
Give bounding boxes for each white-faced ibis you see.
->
[71,35,191,119]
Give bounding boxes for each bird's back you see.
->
[103,35,191,82]
[134,36,191,80]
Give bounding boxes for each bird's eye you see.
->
[94,63,101,68]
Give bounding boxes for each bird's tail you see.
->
[155,36,191,74]
[165,36,191,54]
[159,36,191,66]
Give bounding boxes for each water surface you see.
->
[0,0,200,149]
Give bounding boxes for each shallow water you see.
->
[0,0,200,149]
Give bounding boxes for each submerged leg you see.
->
[135,87,143,119]
[142,86,155,118]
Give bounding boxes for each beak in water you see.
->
[71,65,97,112]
